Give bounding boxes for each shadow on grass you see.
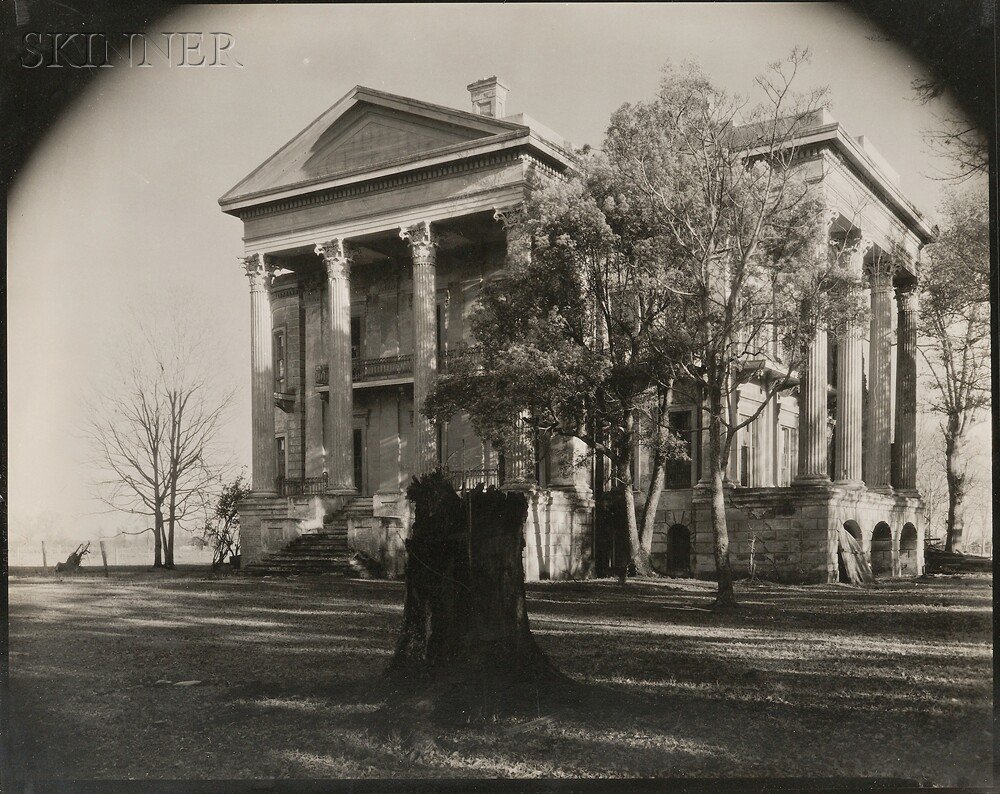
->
[6,573,993,782]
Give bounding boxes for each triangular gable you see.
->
[221,86,526,205]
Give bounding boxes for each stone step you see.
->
[282,540,349,551]
[244,496,376,577]
[247,560,351,569]
[246,555,351,566]
[244,568,350,577]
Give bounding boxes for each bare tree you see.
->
[86,320,234,568]
[915,414,948,544]
[604,50,861,605]
[918,185,990,554]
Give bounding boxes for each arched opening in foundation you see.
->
[838,521,868,583]
[899,523,918,576]
[871,522,893,576]
[665,524,692,577]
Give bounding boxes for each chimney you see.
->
[467,76,509,119]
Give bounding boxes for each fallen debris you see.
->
[55,543,91,573]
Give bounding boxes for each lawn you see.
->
[6,570,993,785]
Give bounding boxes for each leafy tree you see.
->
[918,185,990,553]
[602,51,860,605]
[427,156,689,575]
[202,474,251,569]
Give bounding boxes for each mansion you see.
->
[219,77,934,582]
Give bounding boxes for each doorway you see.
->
[352,425,369,495]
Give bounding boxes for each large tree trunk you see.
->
[153,511,164,568]
[708,385,736,607]
[165,496,176,569]
[640,460,665,557]
[619,413,654,576]
[944,421,967,554]
[638,386,672,558]
[389,473,562,720]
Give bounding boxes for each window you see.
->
[738,415,753,487]
[353,428,364,491]
[275,436,287,482]
[321,401,327,462]
[780,426,798,486]
[665,410,693,489]
[436,303,446,355]
[273,330,287,391]
[350,316,362,360]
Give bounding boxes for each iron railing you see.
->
[314,348,469,386]
[278,473,328,497]
[352,354,414,382]
[446,466,502,492]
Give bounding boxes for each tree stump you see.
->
[387,472,563,721]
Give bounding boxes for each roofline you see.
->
[747,121,935,244]
[219,84,532,207]
[219,131,573,215]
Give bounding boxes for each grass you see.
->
[6,569,993,784]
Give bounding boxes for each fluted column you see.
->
[243,253,278,494]
[835,238,870,485]
[315,239,356,494]
[893,286,919,491]
[753,393,775,487]
[864,263,894,491]
[400,221,438,473]
[795,323,830,483]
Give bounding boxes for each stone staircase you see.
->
[243,497,373,577]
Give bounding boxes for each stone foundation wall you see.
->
[349,492,411,577]
[686,484,923,583]
[242,483,920,584]
[238,495,310,565]
[347,516,408,578]
[521,488,595,581]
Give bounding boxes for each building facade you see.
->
[219,79,934,583]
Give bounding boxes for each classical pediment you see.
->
[220,86,526,207]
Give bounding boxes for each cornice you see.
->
[233,149,528,223]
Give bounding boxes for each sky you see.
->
[7,3,986,539]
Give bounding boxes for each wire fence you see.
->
[9,539,215,568]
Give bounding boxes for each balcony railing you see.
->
[278,474,328,497]
[353,354,414,382]
[446,466,502,492]
[314,348,468,388]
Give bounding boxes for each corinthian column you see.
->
[835,237,870,485]
[315,239,356,494]
[795,323,830,483]
[243,252,277,495]
[865,259,894,491]
[894,286,919,491]
[400,221,438,473]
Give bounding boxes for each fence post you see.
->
[41,542,47,571]
[99,540,110,578]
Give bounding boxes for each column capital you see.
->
[846,234,874,261]
[493,203,524,227]
[399,221,437,265]
[895,285,919,311]
[314,238,351,280]
[868,246,902,289]
[241,252,275,292]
